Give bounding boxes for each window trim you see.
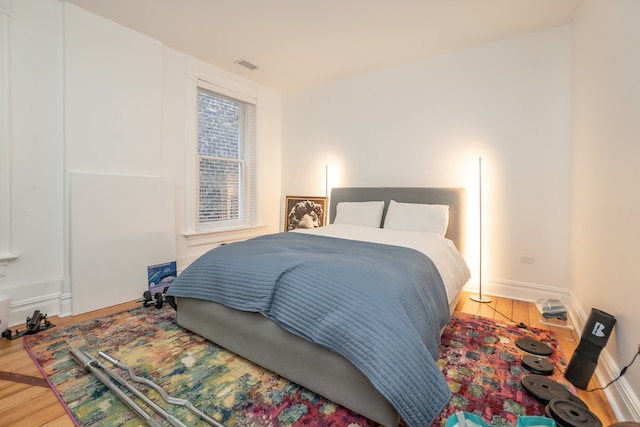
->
[183,60,262,245]
[196,87,255,231]
[183,224,267,247]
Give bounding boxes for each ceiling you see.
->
[65,0,583,92]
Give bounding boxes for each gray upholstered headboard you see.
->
[329,187,466,255]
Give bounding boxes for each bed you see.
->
[167,187,470,427]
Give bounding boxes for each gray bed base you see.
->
[175,187,466,427]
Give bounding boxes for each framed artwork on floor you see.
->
[284,196,327,231]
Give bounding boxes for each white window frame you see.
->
[196,86,256,229]
[183,61,263,246]
[0,0,18,275]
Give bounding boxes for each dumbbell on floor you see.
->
[137,290,165,309]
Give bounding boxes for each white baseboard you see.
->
[1,279,71,328]
[568,295,640,422]
[465,277,571,304]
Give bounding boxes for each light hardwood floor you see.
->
[454,292,617,426]
[0,295,617,426]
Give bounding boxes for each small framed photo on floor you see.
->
[284,196,327,231]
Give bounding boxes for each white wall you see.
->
[0,0,65,322]
[1,1,282,323]
[282,25,573,302]
[572,0,640,420]
[64,3,163,175]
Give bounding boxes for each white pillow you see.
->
[333,201,385,228]
[383,200,449,236]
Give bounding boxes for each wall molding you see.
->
[0,253,17,277]
[0,0,18,275]
[9,292,72,326]
[1,278,70,328]
[466,277,571,304]
[0,0,10,17]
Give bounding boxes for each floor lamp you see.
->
[470,157,491,303]
[325,164,329,198]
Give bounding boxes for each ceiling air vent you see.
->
[236,59,258,70]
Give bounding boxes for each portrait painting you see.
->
[284,196,327,231]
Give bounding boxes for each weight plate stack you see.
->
[566,392,589,408]
[546,399,602,427]
[521,374,571,403]
[521,355,555,375]
[516,337,554,356]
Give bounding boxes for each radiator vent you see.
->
[236,59,258,70]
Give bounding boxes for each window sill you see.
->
[183,225,268,247]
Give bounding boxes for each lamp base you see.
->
[470,294,492,303]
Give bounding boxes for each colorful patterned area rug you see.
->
[23,305,574,427]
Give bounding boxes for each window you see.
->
[196,87,257,231]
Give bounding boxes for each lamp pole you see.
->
[470,156,491,303]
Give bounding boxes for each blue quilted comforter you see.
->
[167,232,452,427]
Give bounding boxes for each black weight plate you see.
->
[154,292,164,309]
[566,392,588,408]
[521,355,555,375]
[516,337,554,356]
[547,399,602,427]
[521,374,571,403]
[545,404,554,419]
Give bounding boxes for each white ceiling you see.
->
[65,0,583,92]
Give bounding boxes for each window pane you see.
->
[196,86,256,230]
[197,90,240,159]
[198,157,240,223]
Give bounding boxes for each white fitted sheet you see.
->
[293,224,470,304]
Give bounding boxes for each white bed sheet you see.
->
[293,224,470,304]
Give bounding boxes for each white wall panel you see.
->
[70,173,175,314]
